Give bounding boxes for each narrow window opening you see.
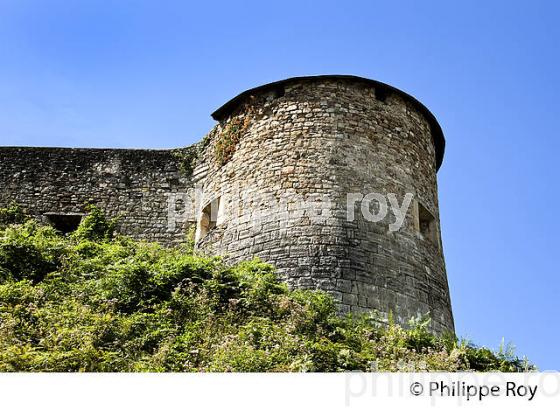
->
[198,197,221,241]
[416,203,438,246]
[45,213,83,234]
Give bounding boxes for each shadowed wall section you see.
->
[0,147,195,245]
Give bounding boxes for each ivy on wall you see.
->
[172,145,200,178]
[214,102,257,166]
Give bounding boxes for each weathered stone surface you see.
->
[198,77,453,334]
[0,148,195,245]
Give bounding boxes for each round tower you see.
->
[195,75,453,333]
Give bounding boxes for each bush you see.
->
[73,205,117,241]
[0,203,26,227]
[0,221,66,283]
[0,205,534,372]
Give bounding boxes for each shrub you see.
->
[73,205,117,241]
[0,221,65,283]
[0,203,26,227]
[0,209,534,372]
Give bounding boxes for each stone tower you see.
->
[194,75,453,333]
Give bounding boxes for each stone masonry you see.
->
[0,75,454,333]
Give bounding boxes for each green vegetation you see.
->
[0,205,532,372]
[215,109,254,166]
[172,145,200,178]
[0,202,26,227]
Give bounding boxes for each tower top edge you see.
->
[211,75,445,170]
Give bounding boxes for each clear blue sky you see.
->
[1,0,558,370]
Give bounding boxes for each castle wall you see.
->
[197,78,454,333]
[0,147,195,245]
[0,76,454,333]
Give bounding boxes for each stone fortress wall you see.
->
[0,75,454,333]
[0,147,196,244]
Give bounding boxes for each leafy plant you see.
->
[73,205,118,241]
[0,203,26,227]
[214,109,254,166]
[172,146,200,178]
[0,206,534,372]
